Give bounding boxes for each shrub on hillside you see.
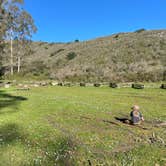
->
[66,52,77,60]
[135,28,146,33]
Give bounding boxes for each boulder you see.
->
[132,84,144,89]
[4,84,10,88]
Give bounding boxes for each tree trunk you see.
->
[10,29,13,75]
[17,56,20,73]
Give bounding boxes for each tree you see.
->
[1,0,37,75]
[15,10,37,73]
[0,0,7,76]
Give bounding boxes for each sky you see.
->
[24,0,166,42]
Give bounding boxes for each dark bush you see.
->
[94,83,101,87]
[160,84,166,89]
[132,84,144,89]
[109,82,118,88]
[66,52,77,60]
[75,39,79,43]
[58,82,63,86]
[80,83,86,87]
[134,28,146,33]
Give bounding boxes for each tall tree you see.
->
[0,0,7,76]
[1,0,37,75]
[16,10,37,73]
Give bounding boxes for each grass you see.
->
[0,86,165,165]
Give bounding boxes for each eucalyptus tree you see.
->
[0,0,7,75]
[15,10,37,73]
[1,0,37,75]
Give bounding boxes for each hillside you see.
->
[7,30,166,82]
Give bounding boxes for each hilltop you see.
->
[5,29,166,82]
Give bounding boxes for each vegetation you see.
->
[134,28,146,33]
[66,52,77,60]
[0,86,165,165]
[1,29,165,82]
[0,0,37,76]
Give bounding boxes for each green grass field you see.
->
[0,86,165,166]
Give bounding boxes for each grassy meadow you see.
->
[0,86,165,166]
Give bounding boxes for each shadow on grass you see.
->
[0,90,27,114]
[0,123,25,145]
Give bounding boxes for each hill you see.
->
[4,29,166,82]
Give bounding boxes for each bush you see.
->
[160,84,166,89]
[66,52,77,60]
[135,28,146,33]
[109,82,118,88]
[80,83,86,87]
[94,83,100,87]
[58,82,63,86]
[75,39,79,43]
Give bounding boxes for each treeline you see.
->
[0,0,37,77]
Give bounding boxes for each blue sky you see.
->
[24,0,166,42]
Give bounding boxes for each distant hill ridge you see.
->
[22,29,166,82]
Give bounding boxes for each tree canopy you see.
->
[0,0,37,76]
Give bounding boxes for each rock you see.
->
[51,82,58,86]
[64,83,71,87]
[4,84,10,88]
[33,84,39,87]
[40,82,47,86]
[132,84,144,89]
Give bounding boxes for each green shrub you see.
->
[160,84,166,89]
[66,52,77,60]
[135,28,146,33]
[80,83,86,87]
[94,83,100,87]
